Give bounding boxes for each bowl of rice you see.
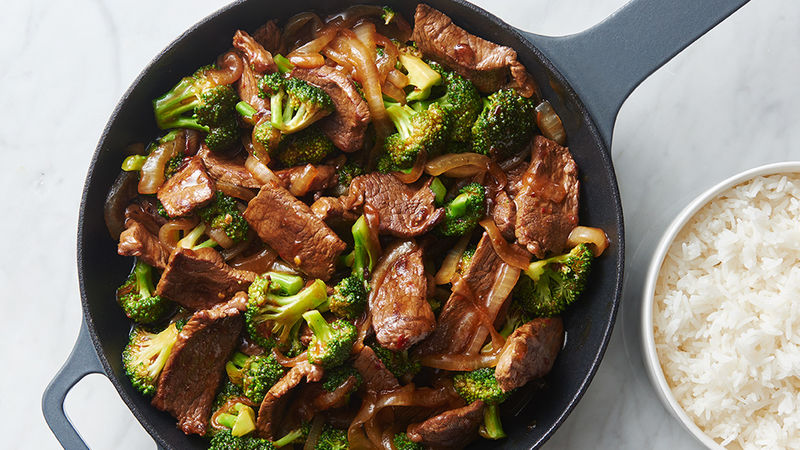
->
[642,162,800,450]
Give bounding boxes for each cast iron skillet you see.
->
[43,0,749,448]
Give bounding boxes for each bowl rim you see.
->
[640,161,800,450]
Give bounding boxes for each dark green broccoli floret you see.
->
[116,260,169,324]
[198,191,250,243]
[259,73,334,134]
[471,89,536,158]
[245,277,329,350]
[322,365,364,392]
[225,352,286,404]
[252,119,282,154]
[153,66,241,152]
[429,63,482,142]
[337,162,364,189]
[315,425,349,450]
[328,275,367,320]
[370,343,421,380]
[302,310,357,368]
[397,54,442,102]
[275,127,335,167]
[209,427,304,450]
[212,380,245,411]
[378,102,451,173]
[122,322,180,396]
[515,243,594,317]
[164,153,185,179]
[393,433,422,450]
[438,182,486,237]
[453,367,511,440]
[176,223,218,250]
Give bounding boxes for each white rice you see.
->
[654,174,800,450]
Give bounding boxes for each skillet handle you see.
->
[42,318,104,450]
[521,0,750,149]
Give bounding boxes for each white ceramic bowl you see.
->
[641,161,800,449]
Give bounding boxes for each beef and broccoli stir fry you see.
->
[104,4,609,449]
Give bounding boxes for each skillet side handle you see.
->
[521,0,750,149]
[42,318,104,450]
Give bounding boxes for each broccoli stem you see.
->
[482,404,506,440]
[134,260,155,299]
[217,413,238,429]
[385,103,414,138]
[302,310,333,343]
[236,101,257,121]
[268,272,304,296]
[351,215,379,278]
[273,428,305,447]
[430,177,446,205]
[274,54,294,74]
[177,223,218,250]
[121,155,147,172]
[447,192,471,217]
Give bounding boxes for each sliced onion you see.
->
[465,262,520,354]
[245,153,279,185]
[321,47,355,78]
[535,100,567,145]
[104,170,139,239]
[434,234,471,285]
[352,314,372,354]
[353,22,377,67]
[158,218,198,252]
[393,150,426,184]
[216,180,256,202]
[567,226,609,256]
[283,12,323,52]
[425,153,490,177]
[229,246,278,273]
[138,137,180,194]
[288,52,325,68]
[206,225,235,249]
[386,68,409,89]
[478,219,531,270]
[419,352,499,371]
[220,238,250,261]
[381,80,406,103]
[208,51,244,86]
[375,35,399,81]
[291,23,338,55]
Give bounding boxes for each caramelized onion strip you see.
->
[434,234,471,285]
[478,219,531,270]
[425,153,490,177]
[567,226,609,256]
[158,218,198,252]
[419,352,500,371]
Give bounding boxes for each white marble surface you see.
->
[3,0,799,448]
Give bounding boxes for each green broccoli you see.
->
[321,365,364,392]
[452,367,511,440]
[116,260,169,324]
[245,277,329,351]
[328,275,367,320]
[152,65,241,152]
[471,89,536,158]
[378,102,451,173]
[370,343,421,380]
[437,182,486,236]
[315,425,349,450]
[275,127,335,167]
[208,428,304,450]
[381,6,396,25]
[350,215,380,279]
[429,63,482,142]
[122,322,180,396]
[176,223,218,250]
[259,73,334,134]
[252,119,283,155]
[198,192,250,243]
[273,54,294,74]
[164,153,185,179]
[263,272,304,296]
[337,162,364,189]
[514,243,594,317]
[429,177,446,206]
[215,402,258,437]
[225,352,286,404]
[302,310,357,368]
[397,54,441,102]
[212,380,245,411]
[393,433,422,450]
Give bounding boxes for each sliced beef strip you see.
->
[275,164,338,197]
[416,233,520,356]
[353,346,399,393]
[407,400,485,449]
[151,295,246,436]
[369,240,435,351]
[310,196,358,224]
[237,58,268,112]
[157,156,216,217]
[255,361,323,439]
[291,65,371,152]
[118,220,172,269]
[198,145,261,189]
[156,247,256,310]
[233,29,276,74]
[490,189,516,241]
[343,173,445,238]
[253,20,281,55]
[514,136,579,258]
[295,374,361,422]
[412,4,538,98]
[243,182,346,280]
[495,317,564,392]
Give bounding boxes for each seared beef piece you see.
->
[416,233,520,356]
[256,361,323,439]
[237,59,269,112]
[412,4,538,98]
[243,182,346,280]
[291,66,371,152]
[490,189,516,241]
[253,20,281,54]
[295,374,361,422]
[198,145,261,189]
[275,164,338,197]
[233,30,276,74]
[369,240,435,350]
[353,346,400,393]
[514,136,579,258]
[343,173,445,237]
[151,295,246,435]
[310,196,358,224]
[118,220,172,269]
[157,156,216,217]
[407,400,485,449]
[495,317,564,392]
[156,247,256,310]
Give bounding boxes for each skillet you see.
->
[43,0,750,448]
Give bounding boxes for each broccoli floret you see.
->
[378,102,451,173]
[225,352,286,404]
[216,402,258,437]
[176,223,218,250]
[259,73,334,134]
[515,243,593,317]
[438,182,486,237]
[198,191,250,243]
[116,260,169,324]
[456,246,476,277]
[153,66,241,152]
[252,119,282,155]
[393,433,422,450]
[452,367,511,440]
[316,425,349,450]
[212,380,245,411]
[344,215,381,280]
[302,310,357,368]
[209,429,273,450]
[275,127,335,167]
[381,6,396,25]
[328,275,367,320]
[322,365,364,392]
[471,89,536,158]
[337,162,364,189]
[428,63,482,143]
[397,54,442,102]
[122,322,180,396]
[164,153,185,179]
[370,343,421,380]
[245,277,329,350]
